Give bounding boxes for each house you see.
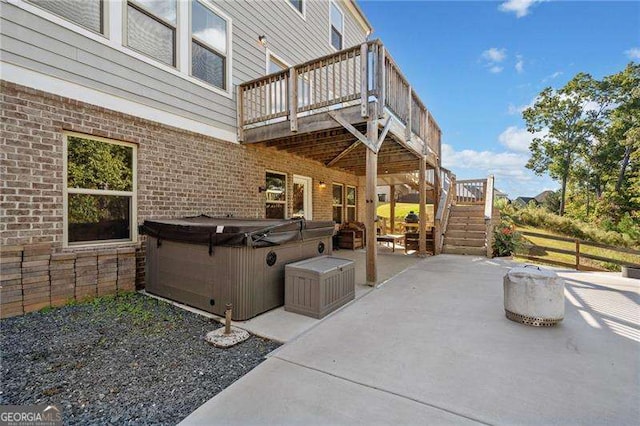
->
[0,0,465,317]
[513,196,539,208]
[513,190,555,208]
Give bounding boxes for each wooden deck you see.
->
[236,40,445,283]
[237,40,442,175]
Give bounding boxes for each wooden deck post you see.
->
[236,85,244,142]
[288,67,298,132]
[360,43,369,118]
[389,185,396,234]
[433,166,441,254]
[418,155,427,257]
[365,119,378,285]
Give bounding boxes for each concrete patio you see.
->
[181,255,639,425]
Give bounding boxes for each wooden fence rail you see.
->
[516,230,640,271]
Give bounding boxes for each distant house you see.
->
[513,197,539,208]
[534,190,555,204]
[494,188,509,202]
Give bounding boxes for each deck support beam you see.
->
[389,185,396,234]
[365,118,378,285]
[326,140,361,167]
[418,155,427,257]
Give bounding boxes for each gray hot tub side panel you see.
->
[145,236,332,320]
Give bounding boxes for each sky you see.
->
[359,0,640,198]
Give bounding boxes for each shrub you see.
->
[493,219,522,257]
[504,204,639,248]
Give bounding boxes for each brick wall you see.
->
[0,81,363,316]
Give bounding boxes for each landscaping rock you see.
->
[0,293,279,425]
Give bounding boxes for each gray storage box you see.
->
[285,256,355,319]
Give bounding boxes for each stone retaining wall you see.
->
[0,244,138,318]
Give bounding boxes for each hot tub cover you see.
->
[139,215,335,248]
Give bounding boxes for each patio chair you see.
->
[337,222,366,250]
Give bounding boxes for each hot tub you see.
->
[140,216,334,320]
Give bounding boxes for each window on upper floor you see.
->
[29,0,103,34]
[126,0,177,67]
[288,0,304,15]
[65,133,137,247]
[191,0,228,90]
[330,1,344,50]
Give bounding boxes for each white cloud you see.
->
[482,48,507,63]
[498,126,540,153]
[624,47,640,60]
[515,55,524,73]
[499,0,543,18]
[508,96,537,115]
[441,143,555,198]
[480,48,507,74]
[542,71,563,83]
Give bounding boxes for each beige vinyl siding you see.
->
[0,0,368,136]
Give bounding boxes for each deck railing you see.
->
[237,39,441,160]
[455,179,488,205]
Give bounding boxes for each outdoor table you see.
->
[377,234,405,252]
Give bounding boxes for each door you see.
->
[293,175,313,219]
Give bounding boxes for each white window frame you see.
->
[124,0,178,68]
[292,175,313,220]
[189,0,232,92]
[346,185,357,222]
[329,0,345,51]
[286,0,306,19]
[63,132,138,248]
[265,49,290,75]
[26,0,105,35]
[265,170,288,219]
[11,0,233,99]
[332,182,344,224]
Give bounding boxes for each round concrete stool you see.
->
[503,265,565,327]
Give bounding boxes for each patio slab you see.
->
[181,255,639,425]
[226,246,421,342]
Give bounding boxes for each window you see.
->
[330,1,344,50]
[265,171,287,219]
[191,0,228,90]
[126,0,177,66]
[288,0,304,14]
[378,193,387,202]
[64,134,137,246]
[29,0,103,34]
[346,186,357,222]
[332,183,344,224]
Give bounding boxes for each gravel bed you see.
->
[0,292,280,425]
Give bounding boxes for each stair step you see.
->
[444,237,486,247]
[447,223,486,232]
[445,230,486,239]
[452,205,485,211]
[448,217,486,224]
[442,245,487,256]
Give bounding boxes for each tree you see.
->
[523,73,608,216]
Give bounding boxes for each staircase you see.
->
[442,205,488,255]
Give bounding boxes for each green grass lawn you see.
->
[377,203,434,220]
[515,225,640,271]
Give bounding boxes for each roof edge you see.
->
[347,0,374,35]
